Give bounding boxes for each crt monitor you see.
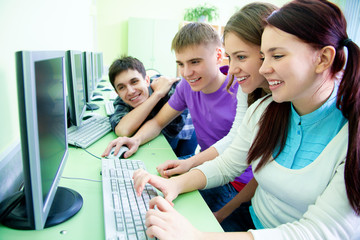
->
[0,51,82,230]
[66,50,87,127]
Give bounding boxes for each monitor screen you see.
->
[1,51,82,230]
[66,50,87,127]
[83,51,94,102]
[35,57,67,205]
[94,52,103,84]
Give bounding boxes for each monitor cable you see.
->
[73,143,102,160]
[0,191,24,223]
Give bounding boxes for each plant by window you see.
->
[183,4,219,22]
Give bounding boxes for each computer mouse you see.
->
[97,84,105,88]
[108,146,129,159]
[92,92,103,97]
[91,95,104,101]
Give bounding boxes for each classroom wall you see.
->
[97,0,345,74]
[1,0,292,160]
[0,0,347,159]
[96,0,292,72]
[0,0,96,155]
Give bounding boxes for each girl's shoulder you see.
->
[243,94,273,128]
[249,94,273,115]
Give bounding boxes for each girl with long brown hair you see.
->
[133,1,360,239]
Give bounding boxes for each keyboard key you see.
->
[102,158,158,240]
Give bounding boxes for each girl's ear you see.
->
[315,46,336,74]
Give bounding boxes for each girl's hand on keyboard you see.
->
[145,196,203,240]
[133,169,178,204]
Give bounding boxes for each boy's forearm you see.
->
[131,103,182,148]
[239,178,258,202]
[187,147,219,168]
[131,118,163,146]
[218,178,258,215]
[115,92,164,136]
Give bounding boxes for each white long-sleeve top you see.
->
[195,96,360,239]
[212,85,248,154]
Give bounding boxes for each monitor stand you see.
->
[86,103,100,111]
[92,92,102,96]
[0,187,83,230]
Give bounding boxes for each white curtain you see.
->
[344,0,360,45]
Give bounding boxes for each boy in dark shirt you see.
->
[108,56,196,157]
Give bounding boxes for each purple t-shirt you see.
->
[168,75,238,151]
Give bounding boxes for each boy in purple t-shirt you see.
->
[102,22,239,209]
[168,74,237,151]
[103,22,238,160]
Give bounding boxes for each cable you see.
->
[0,191,24,222]
[82,147,102,160]
[72,143,102,160]
[61,176,101,183]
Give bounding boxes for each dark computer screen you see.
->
[35,58,67,204]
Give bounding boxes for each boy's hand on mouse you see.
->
[145,196,203,240]
[151,76,179,98]
[101,136,140,158]
[156,159,193,178]
[132,169,179,203]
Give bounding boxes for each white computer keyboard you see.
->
[109,91,118,101]
[102,157,157,240]
[105,100,115,116]
[67,115,111,148]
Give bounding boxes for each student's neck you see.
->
[201,70,226,94]
[293,79,335,116]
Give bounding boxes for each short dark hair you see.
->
[108,56,146,89]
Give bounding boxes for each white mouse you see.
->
[108,146,129,159]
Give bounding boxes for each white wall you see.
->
[0,0,347,156]
[97,0,291,71]
[0,0,96,154]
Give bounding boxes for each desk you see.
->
[0,87,223,239]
